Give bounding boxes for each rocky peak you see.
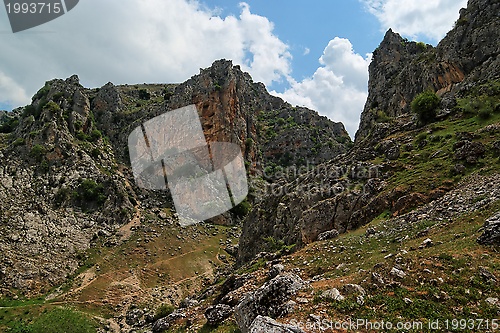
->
[355,0,499,144]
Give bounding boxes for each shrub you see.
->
[54,187,71,207]
[411,91,440,125]
[90,129,102,141]
[74,120,83,130]
[0,117,19,133]
[230,198,251,217]
[154,304,175,321]
[23,104,39,119]
[34,83,50,100]
[376,110,392,123]
[13,138,25,147]
[138,89,151,100]
[416,41,427,50]
[478,108,492,120]
[245,137,254,148]
[76,130,89,141]
[73,179,106,205]
[42,101,61,114]
[30,144,47,162]
[415,132,428,146]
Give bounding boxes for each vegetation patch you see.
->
[411,91,440,125]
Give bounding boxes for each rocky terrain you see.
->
[0,0,499,332]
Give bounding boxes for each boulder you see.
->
[205,304,233,326]
[152,310,185,333]
[477,212,500,245]
[454,140,486,164]
[341,284,366,296]
[320,288,344,301]
[316,229,339,241]
[234,273,305,333]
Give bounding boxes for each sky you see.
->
[0,0,467,137]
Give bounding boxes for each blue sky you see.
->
[0,0,467,136]
[203,1,382,83]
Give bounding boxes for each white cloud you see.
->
[303,48,311,56]
[274,38,371,138]
[362,0,468,42]
[0,71,30,107]
[0,0,291,108]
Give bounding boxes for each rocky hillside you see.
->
[0,0,499,332]
[0,60,350,299]
[238,0,500,264]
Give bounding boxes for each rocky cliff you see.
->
[356,0,500,143]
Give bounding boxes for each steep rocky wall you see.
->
[355,0,500,143]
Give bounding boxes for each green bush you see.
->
[30,144,47,162]
[42,101,60,113]
[414,132,428,146]
[416,41,427,50]
[478,108,492,120]
[411,91,440,124]
[54,187,71,206]
[154,304,175,321]
[23,104,41,119]
[76,130,89,141]
[138,89,151,100]
[231,198,251,217]
[13,138,25,147]
[0,118,19,133]
[73,179,106,205]
[245,138,254,148]
[33,83,50,101]
[90,129,102,141]
[376,110,392,123]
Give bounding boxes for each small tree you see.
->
[411,91,440,125]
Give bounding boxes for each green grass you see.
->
[197,321,241,333]
[286,197,500,330]
[8,307,97,333]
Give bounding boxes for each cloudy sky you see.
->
[0,0,467,137]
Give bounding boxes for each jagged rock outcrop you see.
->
[168,60,350,170]
[0,76,134,295]
[356,0,500,144]
[478,211,500,245]
[249,316,305,333]
[234,273,305,333]
[238,161,386,263]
